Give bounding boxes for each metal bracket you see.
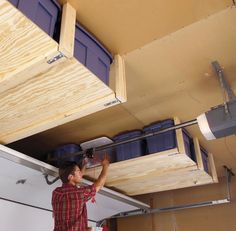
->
[47,52,65,64]
[104,99,120,107]
[211,61,236,115]
[223,165,235,200]
[212,61,236,101]
[44,174,59,185]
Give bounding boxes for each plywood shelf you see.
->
[0,0,126,144]
[0,0,61,93]
[85,120,218,195]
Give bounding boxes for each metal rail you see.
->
[50,119,198,161]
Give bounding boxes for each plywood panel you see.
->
[116,168,213,195]
[86,150,192,182]
[60,0,231,54]
[0,58,116,143]
[85,150,214,195]
[0,0,59,93]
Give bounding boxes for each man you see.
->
[52,156,109,231]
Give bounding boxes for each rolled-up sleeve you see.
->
[79,184,96,202]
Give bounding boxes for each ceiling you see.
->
[8,0,236,177]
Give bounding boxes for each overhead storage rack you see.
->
[0,0,126,144]
[85,118,218,195]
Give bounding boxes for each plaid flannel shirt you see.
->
[52,183,96,231]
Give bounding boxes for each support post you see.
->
[59,3,76,58]
[110,55,127,103]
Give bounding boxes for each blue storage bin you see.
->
[200,147,209,173]
[8,0,61,37]
[190,142,208,172]
[8,0,19,7]
[182,129,193,159]
[74,23,113,85]
[51,144,82,167]
[113,130,143,161]
[143,119,176,154]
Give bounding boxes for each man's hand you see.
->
[80,158,88,176]
[101,154,110,167]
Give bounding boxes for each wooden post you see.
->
[111,55,127,103]
[59,3,76,58]
[208,153,218,183]
[174,117,185,154]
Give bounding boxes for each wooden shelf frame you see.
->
[0,0,126,144]
[85,118,218,195]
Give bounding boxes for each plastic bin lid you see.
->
[80,137,113,150]
[143,119,174,131]
[143,122,162,131]
[75,22,113,62]
[161,119,174,126]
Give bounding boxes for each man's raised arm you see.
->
[94,156,110,192]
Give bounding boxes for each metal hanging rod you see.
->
[51,119,198,161]
[212,61,236,102]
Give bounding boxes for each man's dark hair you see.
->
[58,161,79,183]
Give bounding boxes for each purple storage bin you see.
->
[113,130,143,162]
[143,119,176,154]
[182,129,192,158]
[190,141,208,172]
[8,0,19,7]
[51,144,82,167]
[8,0,60,37]
[74,23,113,85]
[200,147,209,173]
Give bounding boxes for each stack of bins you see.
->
[7,0,61,38]
[49,144,82,167]
[113,130,144,162]
[74,23,113,85]
[143,119,194,160]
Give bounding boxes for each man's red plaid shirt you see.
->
[52,183,96,231]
